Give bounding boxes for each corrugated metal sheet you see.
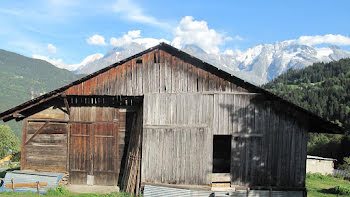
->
[0,170,64,194]
[144,185,213,197]
[143,185,304,197]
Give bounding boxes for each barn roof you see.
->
[0,43,347,134]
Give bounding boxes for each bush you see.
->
[11,152,21,162]
[339,157,350,171]
[328,185,350,195]
[46,185,70,196]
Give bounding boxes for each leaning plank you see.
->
[6,182,48,188]
[25,121,49,145]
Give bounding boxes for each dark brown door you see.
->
[93,123,119,185]
[69,123,92,184]
[69,122,119,185]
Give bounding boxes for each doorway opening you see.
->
[213,135,231,173]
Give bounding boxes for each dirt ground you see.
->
[65,184,120,194]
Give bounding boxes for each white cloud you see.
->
[233,35,243,41]
[128,30,141,38]
[110,30,169,48]
[171,16,236,54]
[33,54,67,69]
[86,34,107,46]
[295,34,350,46]
[113,0,170,28]
[46,43,56,54]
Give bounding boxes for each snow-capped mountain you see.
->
[70,53,104,72]
[182,42,350,84]
[71,41,350,85]
[75,43,146,74]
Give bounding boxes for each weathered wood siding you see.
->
[21,107,69,172]
[65,50,247,96]
[141,93,308,188]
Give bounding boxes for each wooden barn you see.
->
[0,43,345,196]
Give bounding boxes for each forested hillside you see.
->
[263,58,350,165]
[0,49,84,137]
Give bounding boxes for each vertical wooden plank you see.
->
[166,52,172,93]
[115,66,121,95]
[136,61,143,95]
[172,56,178,93]
[288,121,296,186]
[127,62,132,95]
[192,66,198,92]
[159,52,165,93]
[21,120,28,170]
[131,59,137,95]
[142,54,148,94]
[183,62,188,92]
[187,64,193,92]
[300,127,308,187]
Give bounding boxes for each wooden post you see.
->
[303,188,307,197]
[11,178,15,192]
[36,181,40,195]
[62,94,71,115]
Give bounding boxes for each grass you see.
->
[0,186,134,197]
[306,173,350,196]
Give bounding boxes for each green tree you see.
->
[0,125,20,159]
[338,157,350,171]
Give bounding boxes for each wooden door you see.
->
[93,122,119,185]
[69,123,92,184]
[69,122,119,185]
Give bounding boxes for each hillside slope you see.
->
[0,49,84,137]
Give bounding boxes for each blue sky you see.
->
[1,0,350,66]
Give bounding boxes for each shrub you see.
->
[339,157,350,171]
[46,185,70,196]
[328,185,350,195]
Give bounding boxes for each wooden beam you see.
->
[6,182,48,188]
[25,121,49,145]
[12,113,25,118]
[1,93,61,121]
[144,124,208,129]
[61,93,70,115]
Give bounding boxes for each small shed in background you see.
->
[306,155,336,175]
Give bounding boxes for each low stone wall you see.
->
[306,157,335,175]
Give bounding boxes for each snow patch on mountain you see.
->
[70,53,104,72]
[68,41,350,85]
